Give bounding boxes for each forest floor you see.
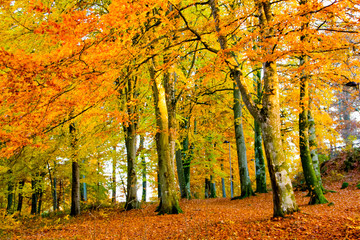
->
[1,179,360,240]
[2,152,360,240]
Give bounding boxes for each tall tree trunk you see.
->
[6,180,14,215]
[221,162,226,198]
[31,179,37,215]
[124,123,139,210]
[299,57,328,205]
[182,122,192,199]
[37,189,43,215]
[70,121,80,216]
[176,149,187,198]
[298,0,327,205]
[308,110,323,189]
[233,83,254,199]
[260,59,298,216]
[53,178,57,211]
[139,135,146,202]
[122,76,139,210]
[227,0,298,217]
[210,175,217,198]
[149,63,182,214]
[112,146,117,203]
[17,180,25,212]
[254,67,267,193]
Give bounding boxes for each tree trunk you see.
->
[299,57,328,205]
[233,83,254,199]
[182,127,192,199]
[210,175,217,198]
[70,122,80,216]
[112,146,117,204]
[17,180,25,212]
[6,181,14,215]
[176,148,187,198]
[150,63,182,214]
[140,136,147,202]
[254,67,267,193]
[53,178,57,211]
[308,110,323,188]
[31,179,37,215]
[124,123,139,210]
[221,163,226,198]
[122,76,139,210]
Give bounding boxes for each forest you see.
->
[1,0,360,239]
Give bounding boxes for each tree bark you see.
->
[308,110,323,188]
[149,63,182,214]
[233,83,254,199]
[31,179,37,215]
[6,180,14,215]
[70,121,80,216]
[254,67,267,193]
[176,148,187,198]
[112,146,117,204]
[122,77,139,210]
[299,57,328,205]
[140,136,147,202]
[17,180,25,212]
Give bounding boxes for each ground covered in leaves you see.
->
[2,181,360,240]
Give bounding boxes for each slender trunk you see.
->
[233,83,254,199]
[53,178,57,211]
[7,181,14,215]
[70,122,80,216]
[31,179,37,215]
[298,0,327,204]
[299,57,328,205]
[112,146,117,203]
[17,180,25,212]
[221,163,226,198]
[122,76,139,210]
[308,110,323,188]
[254,67,267,193]
[150,63,182,214]
[176,149,187,198]
[124,124,139,210]
[140,136,147,202]
[37,189,43,215]
[182,129,191,199]
[57,180,62,211]
[210,175,217,198]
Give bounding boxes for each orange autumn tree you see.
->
[1,0,360,217]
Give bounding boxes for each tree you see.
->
[149,61,182,214]
[232,83,255,199]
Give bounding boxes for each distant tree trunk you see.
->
[124,123,139,210]
[6,180,14,215]
[70,121,81,216]
[204,178,210,198]
[299,56,328,205]
[176,149,187,198]
[308,109,323,189]
[150,63,182,214]
[233,84,254,199]
[221,163,226,198]
[139,136,147,202]
[37,189,43,215]
[17,180,25,212]
[122,76,139,211]
[253,67,267,193]
[210,175,217,198]
[31,179,37,215]
[58,180,62,211]
[182,124,192,199]
[112,146,117,203]
[52,178,57,211]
